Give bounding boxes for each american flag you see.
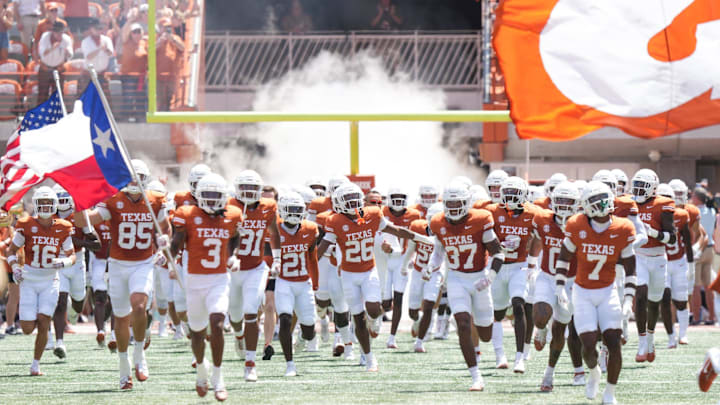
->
[0,92,64,209]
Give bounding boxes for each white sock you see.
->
[515,351,523,362]
[604,382,616,396]
[212,365,222,380]
[56,339,63,347]
[133,344,144,365]
[338,326,352,344]
[575,366,584,374]
[492,322,504,352]
[197,359,209,381]
[523,343,531,356]
[388,334,396,343]
[590,365,601,379]
[469,365,478,380]
[31,359,39,370]
[119,352,131,376]
[678,309,689,337]
[111,330,116,340]
[286,360,295,368]
[647,331,655,346]
[415,338,423,346]
[365,351,375,364]
[545,365,555,378]
[475,345,482,355]
[246,350,256,363]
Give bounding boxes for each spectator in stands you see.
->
[13,0,44,50]
[692,187,718,325]
[63,0,91,35]
[33,3,66,60]
[37,20,72,103]
[80,19,113,91]
[281,0,312,33]
[370,0,402,30]
[156,18,184,111]
[119,22,146,121]
[0,0,14,61]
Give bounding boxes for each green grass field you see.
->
[1,323,718,404]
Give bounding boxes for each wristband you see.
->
[624,286,636,297]
[555,273,567,284]
[491,252,505,263]
[272,248,281,261]
[659,231,671,244]
[555,260,569,272]
[527,255,538,267]
[7,254,16,265]
[625,275,637,286]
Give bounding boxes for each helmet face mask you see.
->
[279,193,306,225]
[234,170,263,205]
[418,185,439,208]
[442,183,471,222]
[32,187,58,219]
[551,181,580,225]
[485,170,508,203]
[669,179,688,205]
[500,177,528,211]
[582,182,615,218]
[630,169,658,204]
[388,191,408,211]
[197,174,228,215]
[335,183,364,215]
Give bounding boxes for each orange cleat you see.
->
[30,370,44,377]
[698,348,720,392]
[215,388,228,401]
[196,382,208,397]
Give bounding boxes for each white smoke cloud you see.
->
[206,51,484,199]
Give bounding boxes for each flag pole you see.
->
[87,66,182,287]
[53,70,95,233]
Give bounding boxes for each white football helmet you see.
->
[426,201,444,221]
[146,180,167,196]
[33,186,58,219]
[125,159,150,194]
[334,183,364,215]
[188,163,212,198]
[442,182,471,221]
[387,186,409,211]
[418,185,439,208]
[527,185,544,203]
[450,176,473,189]
[611,169,628,194]
[631,168,659,204]
[582,181,615,218]
[485,169,508,203]
[196,173,229,214]
[551,181,580,224]
[668,179,689,205]
[52,184,73,212]
[278,191,306,226]
[500,176,528,211]
[544,173,568,196]
[656,183,674,199]
[234,169,263,204]
[305,177,327,197]
[328,175,349,195]
[592,170,618,197]
[293,185,317,206]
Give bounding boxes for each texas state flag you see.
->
[0,82,132,210]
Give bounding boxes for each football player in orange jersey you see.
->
[592,169,647,346]
[89,217,113,346]
[535,173,567,210]
[476,169,508,209]
[49,185,100,359]
[274,192,320,377]
[305,177,327,198]
[410,184,439,218]
[0,208,20,336]
[380,186,422,349]
[75,159,170,390]
[655,184,694,349]
[669,178,705,344]
[402,202,444,353]
[555,181,637,405]
[611,169,629,196]
[316,183,433,372]
[163,174,241,401]
[486,176,540,373]
[227,169,281,382]
[630,169,676,364]
[307,175,347,222]
[7,187,76,376]
[529,181,587,391]
[426,182,504,391]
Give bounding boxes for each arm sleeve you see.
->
[377,216,390,232]
[428,237,445,270]
[621,242,634,259]
[96,204,112,221]
[12,231,24,247]
[629,214,648,248]
[401,240,416,270]
[323,232,337,244]
[563,237,577,253]
[482,229,497,244]
[62,236,73,252]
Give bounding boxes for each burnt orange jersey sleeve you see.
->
[533,196,551,210]
[473,199,492,210]
[685,203,700,228]
[613,195,639,218]
[666,208,690,261]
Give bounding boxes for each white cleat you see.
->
[173,326,184,341]
[495,353,509,369]
[573,372,586,386]
[513,358,525,374]
[366,356,379,372]
[294,334,306,352]
[679,335,689,345]
[53,342,67,359]
[195,360,209,397]
[284,362,297,377]
[320,318,330,343]
[306,335,319,352]
[586,366,601,400]
[540,373,554,392]
[599,346,609,373]
[470,375,485,391]
[244,361,257,382]
[344,345,355,361]
[414,341,426,353]
[602,388,618,405]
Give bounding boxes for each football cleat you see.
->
[263,344,275,361]
[540,374,554,392]
[173,326,185,340]
[306,336,319,352]
[108,339,118,353]
[386,336,398,349]
[157,322,168,338]
[196,360,209,397]
[135,360,149,382]
[53,342,67,359]
[235,335,245,359]
[284,363,297,377]
[698,348,720,392]
[679,336,689,345]
[534,328,547,351]
[495,353,509,369]
[411,320,420,338]
[359,352,367,367]
[343,344,355,361]
[368,317,381,339]
[572,372,586,386]
[333,342,344,357]
[602,388,617,405]
[667,334,677,349]
[120,375,133,390]
[469,376,484,392]
[513,358,525,374]
[586,366,601,400]
[96,331,106,348]
[30,368,44,377]
[244,361,258,382]
[414,341,426,353]
[196,379,209,397]
[366,356,379,372]
[647,340,656,363]
[214,380,228,402]
[635,339,647,363]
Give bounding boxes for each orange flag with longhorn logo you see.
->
[493,0,720,141]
